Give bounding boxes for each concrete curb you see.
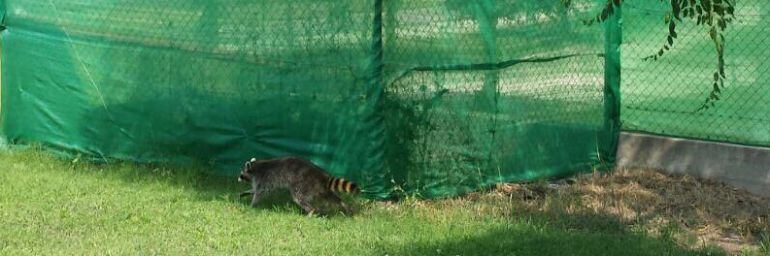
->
[616,132,770,198]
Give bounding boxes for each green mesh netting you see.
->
[621,1,769,146]
[0,0,620,199]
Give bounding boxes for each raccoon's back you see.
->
[277,157,331,185]
[276,157,359,194]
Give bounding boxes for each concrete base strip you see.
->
[616,132,770,198]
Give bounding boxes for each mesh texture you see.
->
[1,0,626,199]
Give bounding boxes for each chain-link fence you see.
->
[621,0,770,146]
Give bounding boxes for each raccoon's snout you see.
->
[238,174,248,182]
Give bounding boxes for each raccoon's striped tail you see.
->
[328,177,358,194]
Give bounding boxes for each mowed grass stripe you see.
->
[0,149,721,255]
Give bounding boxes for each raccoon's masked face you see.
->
[238,158,257,182]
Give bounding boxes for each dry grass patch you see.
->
[475,169,770,254]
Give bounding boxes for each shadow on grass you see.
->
[1,148,729,255]
[384,200,723,256]
[7,146,304,214]
[387,224,723,256]
[109,163,308,214]
[375,188,727,255]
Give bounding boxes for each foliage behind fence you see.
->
[621,0,769,146]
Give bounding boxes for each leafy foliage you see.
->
[567,0,736,110]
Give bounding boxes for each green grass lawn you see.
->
[0,148,726,256]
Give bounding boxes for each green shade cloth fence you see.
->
[2,0,626,199]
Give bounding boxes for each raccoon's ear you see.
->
[244,158,258,171]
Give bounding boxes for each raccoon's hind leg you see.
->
[323,191,353,215]
[290,188,322,215]
[292,195,320,215]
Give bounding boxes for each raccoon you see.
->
[237,156,357,215]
